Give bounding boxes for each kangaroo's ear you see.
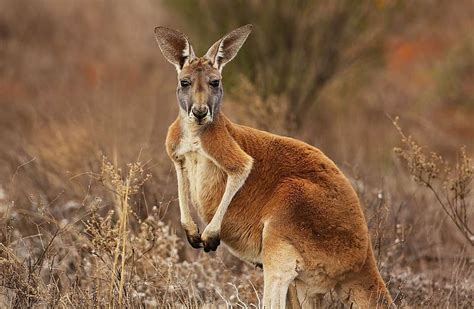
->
[205,24,252,72]
[154,26,195,72]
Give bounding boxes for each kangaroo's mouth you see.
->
[188,114,212,126]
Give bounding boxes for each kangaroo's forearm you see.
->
[208,169,251,230]
[174,163,196,232]
[200,165,251,252]
[200,126,253,239]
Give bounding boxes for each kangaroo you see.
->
[154,24,394,308]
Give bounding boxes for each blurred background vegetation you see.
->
[0,0,473,307]
[166,0,392,131]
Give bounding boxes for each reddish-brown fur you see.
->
[166,113,393,307]
[157,25,394,308]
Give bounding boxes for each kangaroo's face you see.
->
[177,58,222,125]
[154,25,252,126]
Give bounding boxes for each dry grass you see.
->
[1,158,263,307]
[1,0,473,307]
[2,155,472,307]
[393,118,473,245]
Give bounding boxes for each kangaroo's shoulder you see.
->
[199,115,253,174]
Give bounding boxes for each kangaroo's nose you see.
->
[191,106,209,120]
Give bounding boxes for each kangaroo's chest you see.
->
[184,152,225,218]
[176,131,226,221]
[174,125,262,265]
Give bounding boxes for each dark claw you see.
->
[185,229,203,249]
[203,234,220,252]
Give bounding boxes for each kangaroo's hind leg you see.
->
[262,222,300,309]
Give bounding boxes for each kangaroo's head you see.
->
[154,25,252,125]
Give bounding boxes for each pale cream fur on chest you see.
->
[184,152,224,218]
[175,124,225,221]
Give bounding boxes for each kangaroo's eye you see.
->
[180,80,191,87]
[209,79,220,87]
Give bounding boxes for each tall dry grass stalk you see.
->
[393,117,474,246]
[98,157,151,306]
